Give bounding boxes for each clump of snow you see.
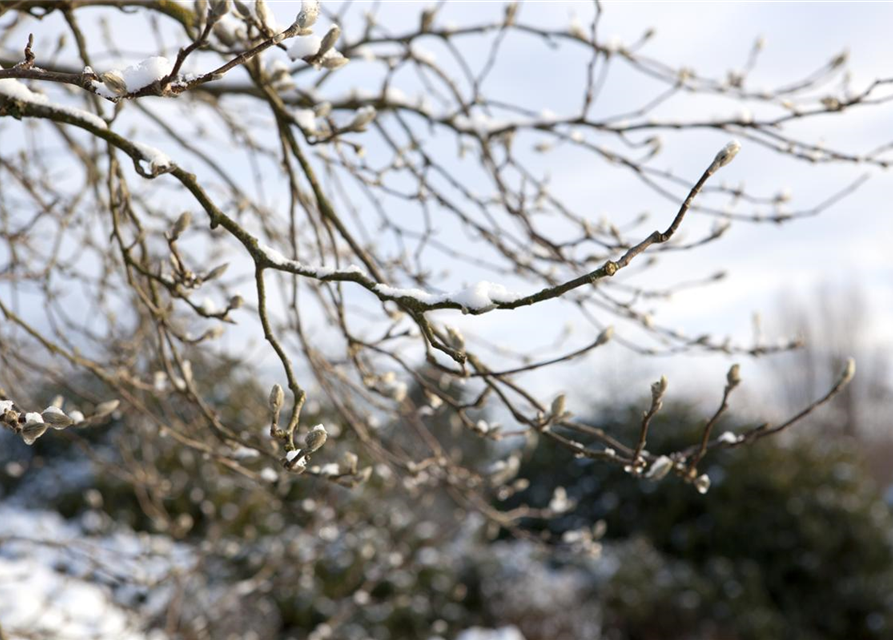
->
[288,35,322,61]
[132,142,172,173]
[294,108,317,132]
[92,57,174,98]
[374,280,522,312]
[718,431,743,444]
[0,67,107,129]
[457,627,526,640]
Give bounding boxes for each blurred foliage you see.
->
[6,362,893,640]
[505,403,893,640]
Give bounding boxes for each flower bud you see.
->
[595,325,614,346]
[840,357,856,385]
[170,212,191,240]
[100,71,128,96]
[550,394,567,419]
[321,52,349,70]
[304,423,328,453]
[269,384,284,413]
[712,140,741,170]
[22,419,48,445]
[726,363,741,388]
[694,473,711,494]
[651,375,668,402]
[347,106,377,132]
[204,263,229,282]
[95,399,120,417]
[208,0,230,22]
[295,0,320,29]
[42,406,73,430]
[318,24,341,58]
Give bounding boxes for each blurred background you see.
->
[1,2,892,639]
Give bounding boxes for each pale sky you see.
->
[2,1,892,419]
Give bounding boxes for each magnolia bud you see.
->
[204,263,229,282]
[645,455,673,480]
[342,451,358,475]
[595,325,614,346]
[295,0,319,29]
[208,0,230,22]
[712,140,741,170]
[170,212,191,240]
[550,394,567,419]
[347,106,376,132]
[304,423,327,453]
[651,375,668,402]
[42,406,73,430]
[321,52,349,70]
[95,399,120,416]
[318,24,341,58]
[22,419,48,445]
[726,363,741,387]
[100,71,128,96]
[255,0,274,31]
[269,384,284,413]
[840,357,856,385]
[694,473,711,494]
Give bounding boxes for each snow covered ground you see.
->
[0,506,188,640]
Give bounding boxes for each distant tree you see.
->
[503,403,893,640]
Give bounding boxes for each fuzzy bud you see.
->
[550,394,567,419]
[712,140,741,170]
[170,212,191,240]
[269,384,284,413]
[204,263,229,282]
[208,0,230,23]
[304,423,328,453]
[95,399,120,417]
[694,473,711,494]
[295,0,320,29]
[100,71,128,96]
[22,419,48,445]
[726,363,741,388]
[595,325,614,346]
[41,406,73,430]
[840,357,856,386]
[347,105,377,132]
[318,24,341,58]
[645,455,673,480]
[651,375,668,402]
[320,52,349,70]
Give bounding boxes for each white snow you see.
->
[286,449,302,462]
[257,242,367,278]
[132,142,172,173]
[25,411,44,424]
[260,467,279,482]
[294,108,317,132]
[92,56,174,98]
[288,35,322,61]
[0,67,108,129]
[457,626,526,640]
[0,399,13,412]
[0,505,188,640]
[374,280,522,311]
[718,431,743,444]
